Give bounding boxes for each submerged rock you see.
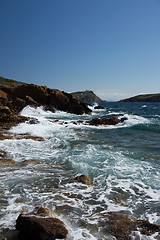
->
[74,174,93,186]
[16,206,68,240]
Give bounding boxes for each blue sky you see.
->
[0,0,160,101]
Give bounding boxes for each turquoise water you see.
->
[0,102,160,239]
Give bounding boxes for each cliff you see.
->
[71,90,106,103]
[119,93,160,102]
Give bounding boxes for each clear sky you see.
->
[0,0,160,101]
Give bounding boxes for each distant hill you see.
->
[119,93,160,102]
[71,90,106,103]
[0,76,26,87]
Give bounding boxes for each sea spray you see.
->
[0,102,160,239]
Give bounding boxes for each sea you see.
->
[0,102,160,240]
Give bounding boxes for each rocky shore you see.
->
[0,82,160,239]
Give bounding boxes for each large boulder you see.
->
[13,84,49,105]
[16,206,68,240]
[87,116,127,126]
[87,116,121,126]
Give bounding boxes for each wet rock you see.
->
[0,158,17,166]
[0,150,9,159]
[21,159,42,165]
[74,174,93,186]
[43,105,56,113]
[94,106,105,110]
[87,116,121,126]
[23,136,44,141]
[16,206,68,240]
[68,104,85,115]
[27,118,39,124]
[0,189,4,194]
[120,117,128,123]
[100,212,160,240]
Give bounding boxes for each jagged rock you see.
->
[25,95,38,106]
[68,104,85,115]
[43,105,56,113]
[0,106,12,116]
[100,212,160,240]
[87,116,121,126]
[74,174,93,185]
[16,206,68,240]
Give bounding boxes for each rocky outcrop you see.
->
[74,174,93,185]
[100,212,160,240]
[87,116,127,126]
[16,206,68,240]
[0,84,92,125]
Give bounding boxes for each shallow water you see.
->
[0,102,160,239]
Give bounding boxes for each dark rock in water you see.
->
[16,206,68,240]
[43,105,56,113]
[68,104,85,115]
[74,174,93,185]
[87,116,121,126]
[94,106,105,110]
[0,150,9,159]
[100,212,160,240]
[120,117,128,123]
[27,118,39,124]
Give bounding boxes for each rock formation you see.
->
[87,116,127,126]
[16,206,68,240]
[0,83,92,127]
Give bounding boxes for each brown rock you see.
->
[16,207,68,240]
[74,174,93,185]
[100,212,160,240]
[25,95,38,106]
[0,89,8,105]
[21,160,42,165]
[0,158,17,166]
[87,116,121,126]
[23,136,44,141]
[0,150,9,159]
[0,106,12,116]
